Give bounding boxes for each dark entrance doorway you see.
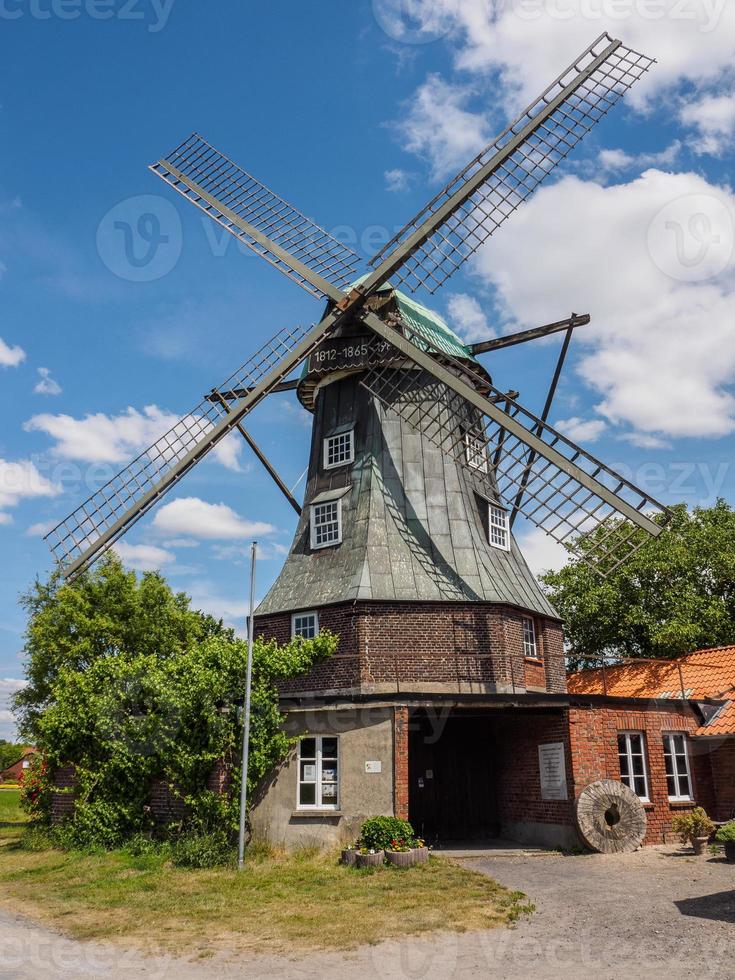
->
[408,712,499,842]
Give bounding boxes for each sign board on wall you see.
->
[365,761,382,774]
[538,742,568,801]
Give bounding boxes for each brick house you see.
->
[247,294,726,851]
[568,647,735,826]
[1,748,37,783]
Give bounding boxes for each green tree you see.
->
[542,501,735,671]
[15,555,338,846]
[0,741,27,772]
[14,554,231,741]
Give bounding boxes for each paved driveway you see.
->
[1,846,733,980]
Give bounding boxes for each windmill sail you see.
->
[151,133,361,301]
[360,309,668,577]
[46,320,335,579]
[366,33,654,294]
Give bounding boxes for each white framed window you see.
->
[489,504,510,551]
[310,499,342,549]
[292,610,319,640]
[323,428,355,470]
[522,616,538,659]
[663,733,693,801]
[464,432,488,473]
[617,732,650,801]
[297,735,339,810]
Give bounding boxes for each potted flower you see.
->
[341,842,359,866]
[715,821,735,861]
[411,836,429,865]
[672,807,716,856]
[355,847,384,868]
[385,837,415,868]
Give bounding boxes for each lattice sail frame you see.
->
[359,316,668,577]
[151,133,361,300]
[368,33,655,294]
[45,323,324,571]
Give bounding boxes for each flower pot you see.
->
[412,846,429,865]
[341,848,358,867]
[692,836,710,856]
[385,849,415,868]
[356,850,384,868]
[724,841,735,862]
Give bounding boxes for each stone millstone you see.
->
[575,779,647,854]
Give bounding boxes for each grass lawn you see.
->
[0,791,531,957]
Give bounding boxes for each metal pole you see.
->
[237,541,257,871]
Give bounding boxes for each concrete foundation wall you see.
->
[250,706,395,849]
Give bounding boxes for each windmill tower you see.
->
[46,34,669,844]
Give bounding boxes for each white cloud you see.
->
[385,168,413,192]
[24,404,242,471]
[185,581,250,635]
[0,458,60,520]
[428,1,735,111]
[33,367,62,396]
[445,293,494,344]
[555,416,608,444]
[151,497,275,541]
[598,142,681,173]
[397,74,491,179]
[0,337,25,368]
[680,92,735,155]
[471,168,735,441]
[113,542,175,572]
[0,678,27,741]
[26,520,56,537]
[515,526,569,578]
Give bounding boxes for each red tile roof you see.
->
[567,645,735,736]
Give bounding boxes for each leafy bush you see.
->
[715,821,735,843]
[19,754,52,823]
[14,555,338,851]
[671,806,715,844]
[360,816,416,852]
[171,830,234,868]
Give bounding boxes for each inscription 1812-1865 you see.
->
[307,335,398,375]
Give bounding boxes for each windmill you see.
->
[45,33,667,593]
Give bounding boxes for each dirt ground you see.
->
[1,845,733,980]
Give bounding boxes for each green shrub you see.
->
[671,807,715,844]
[715,821,735,843]
[360,816,416,852]
[170,830,234,868]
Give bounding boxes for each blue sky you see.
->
[1,1,734,738]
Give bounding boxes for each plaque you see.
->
[538,742,568,801]
[307,336,397,375]
[365,760,382,774]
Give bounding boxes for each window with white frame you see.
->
[617,732,650,800]
[297,735,339,809]
[663,733,693,800]
[522,616,538,659]
[292,610,319,640]
[488,504,510,551]
[323,429,355,470]
[464,431,488,472]
[310,499,342,549]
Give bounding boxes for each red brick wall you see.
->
[256,600,566,696]
[393,706,409,820]
[51,764,77,823]
[567,703,705,844]
[524,659,546,689]
[702,739,735,821]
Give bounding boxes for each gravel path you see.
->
[1,846,732,980]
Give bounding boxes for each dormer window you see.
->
[488,504,510,551]
[309,487,348,550]
[464,431,488,473]
[323,426,355,470]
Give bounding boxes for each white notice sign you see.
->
[365,761,382,774]
[538,742,568,801]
